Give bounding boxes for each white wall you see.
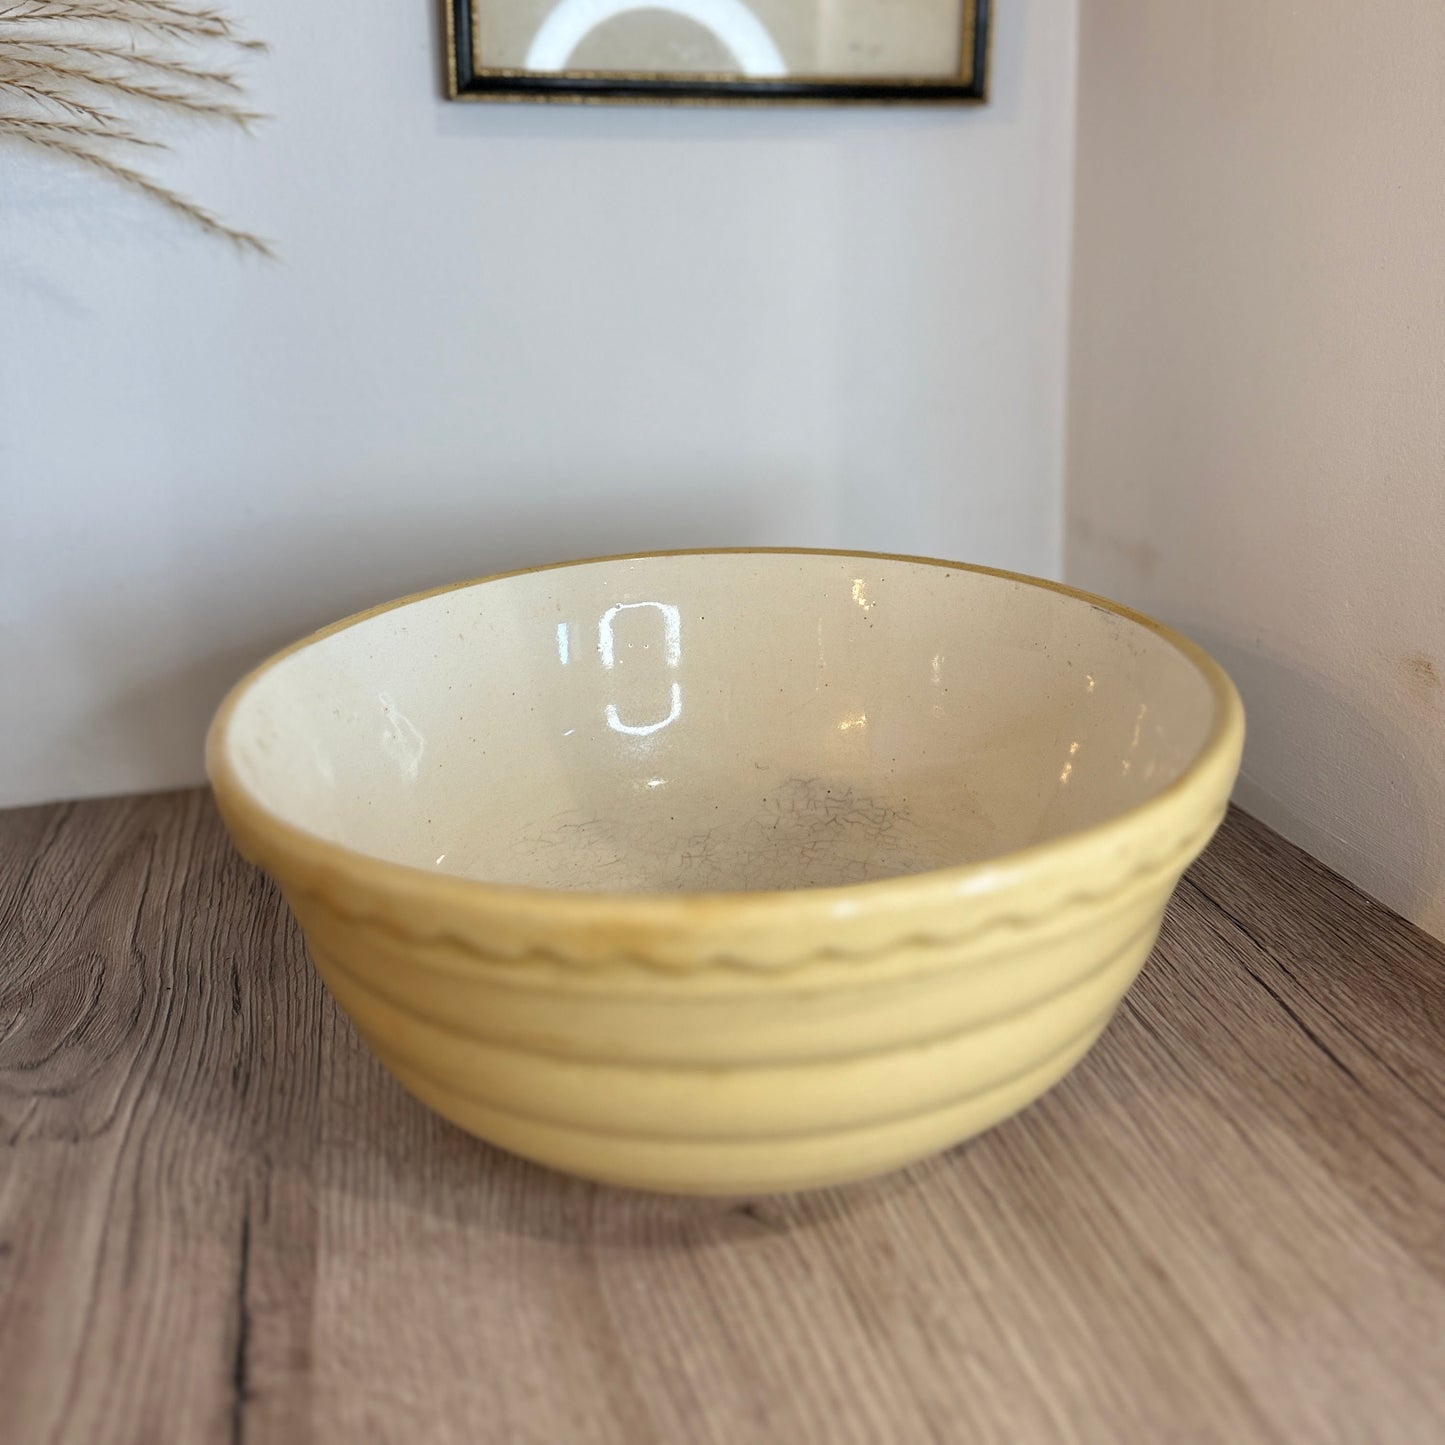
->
[0,0,1078,808]
[1067,2,1445,939]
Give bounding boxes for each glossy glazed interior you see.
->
[222,553,1218,893]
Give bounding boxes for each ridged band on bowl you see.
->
[288,846,1197,1193]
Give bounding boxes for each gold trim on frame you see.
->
[446,0,990,105]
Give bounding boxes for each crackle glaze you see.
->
[207,550,1244,1193]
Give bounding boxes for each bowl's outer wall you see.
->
[288,853,1196,1193]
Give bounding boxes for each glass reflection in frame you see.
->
[451,0,988,102]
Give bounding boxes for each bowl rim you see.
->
[206,547,1244,927]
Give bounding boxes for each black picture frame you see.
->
[447,0,989,106]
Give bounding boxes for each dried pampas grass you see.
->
[0,0,270,255]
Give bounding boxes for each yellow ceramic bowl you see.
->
[208,550,1243,1194]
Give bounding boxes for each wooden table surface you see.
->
[2,791,1443,1444]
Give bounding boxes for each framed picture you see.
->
[447,0,989,105]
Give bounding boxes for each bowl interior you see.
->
[218,553,1220,893]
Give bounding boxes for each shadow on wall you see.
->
[33,479,771,799]
[1178,622,1444,932]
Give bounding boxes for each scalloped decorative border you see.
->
[280,805,1229,975]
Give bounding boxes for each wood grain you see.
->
[2,792,1443,1444]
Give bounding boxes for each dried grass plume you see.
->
[0,0,270,255]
